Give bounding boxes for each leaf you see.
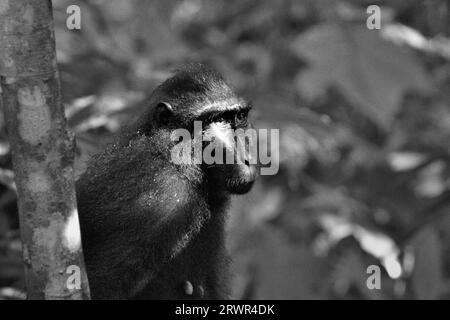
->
[331,250,388,299]
[409,227,445,299]
[291,24,432,129]
[251,227,330,299]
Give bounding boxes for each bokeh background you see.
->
[1,0,450,299]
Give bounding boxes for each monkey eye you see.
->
[210,111,233,124]
[235,110,248,126]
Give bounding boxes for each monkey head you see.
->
[137,64,258,194]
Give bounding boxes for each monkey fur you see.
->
[76,63,258,299]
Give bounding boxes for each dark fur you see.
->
[76,64,248,299]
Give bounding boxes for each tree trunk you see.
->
[0,0,90,299]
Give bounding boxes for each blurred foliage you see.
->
[1,0,450,299]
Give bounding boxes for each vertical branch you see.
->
[0,0,90,299]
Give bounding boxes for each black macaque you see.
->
[76,63,258,299]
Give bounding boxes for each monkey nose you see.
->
[240,151,255,167]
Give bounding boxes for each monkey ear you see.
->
[154,102,174,125]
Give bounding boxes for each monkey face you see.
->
[202,108,259,195]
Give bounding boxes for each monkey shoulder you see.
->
[134,168,201,214]
[117,139,206,215]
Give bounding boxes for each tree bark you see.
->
[0,0,90,299]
